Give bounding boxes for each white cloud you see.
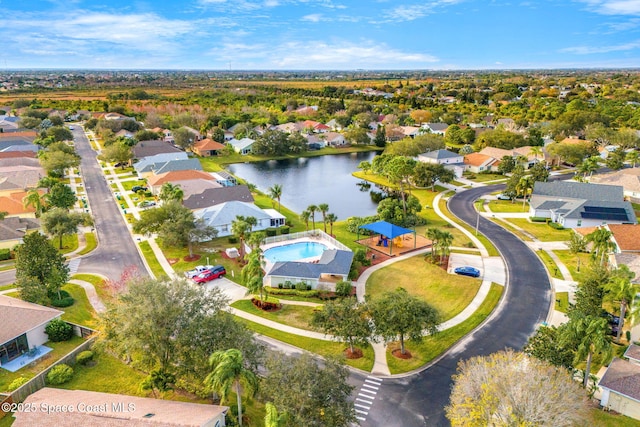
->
[302,13,323,22]
[381,0,464,22]
[577,0,640,15]
[560,39,640,54]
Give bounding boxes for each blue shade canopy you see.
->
[358,221,414,239]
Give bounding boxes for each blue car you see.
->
[454,266,481,278]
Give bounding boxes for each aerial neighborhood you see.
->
[1,69,640,427]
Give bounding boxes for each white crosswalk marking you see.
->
[67,258,81,274]
[353,376,382,425]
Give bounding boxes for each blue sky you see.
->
[3,0,640,70]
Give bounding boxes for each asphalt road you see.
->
[69,127,147,281]
[360,184,552,427]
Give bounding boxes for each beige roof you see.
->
[13,388,228,427]
[0,296,62,344]
[608,224,640,252]
[591,168,640,193]
[479,146,540,161]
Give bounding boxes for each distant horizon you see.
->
[6,1,640,70]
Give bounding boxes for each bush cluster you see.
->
[47,364,74,385]
[266,287,319,298]
[75,350,94,365]
[7,377,29,391]
[45,319,74,342]
[0,248,11,261]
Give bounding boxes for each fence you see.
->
[263,229,350,252]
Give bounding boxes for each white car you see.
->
[496,193,512,200]
[184,265,215,278]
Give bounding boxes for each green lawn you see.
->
[463,172,506,182]
[0,283,15,291]
[121,179,146,191]
[555,291,570,313]
[231,299,320,331]
[552,250,592,282]
[0,336,86,393]
[366,255,481,321]
[486,199,530,213]
[590,408,640,427]
[438,196,499,256]
[236,317,374,372]
[55,234,79,254]
[536,250,563,279]
[506,218,573,242]
[0,414,13,427]
[59,283,99,328]
[492,218,532,241]
[77,232,97,255]
[138,241,168,278]
[387,283,503,374]
[72,273,112,307]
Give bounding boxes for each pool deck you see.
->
[261,235,341,273]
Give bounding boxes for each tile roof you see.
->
[608,224,640,251]
[193,138,225,152]
[0,296,62,344]
[13,388,228,427]
[463,152,494,167]
[146,170,216,186]
[599,358,640,402]
[0,150,37,159]
[0,191,41,215]
[0,131,37,139]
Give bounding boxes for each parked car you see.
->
[68,126,75,130]
[131,185,147,193]
[605,312,620,325]
[184,265,215,278]
[193,266,227,284]
[496,193,511,200]
[454,266,481,278]
[138,201,156,208]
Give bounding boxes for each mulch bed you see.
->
[425,255,450,271]
[344,347,363,359]
[392,349,413,359]
[183,254,201,262]
[251,298,282,312]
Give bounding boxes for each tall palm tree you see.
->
[307,204,318,230]
[300,210,310,231]
[439,231,454,264]
[264,402,286,427]
[562,315,611,388]
[204,349,258,427]
[325,213,338,236]
[268,184,283,212]
[318,203,329,233]
[158,182,184,203]
[22,189,47,217]
[426,228,442,262]
[585,228,616,266]
[529,146,543,160]
[231,217,251,258]
[242,249,266,302]
[606,274,637,341]
[626,150,640,168]
[515,175,534,209]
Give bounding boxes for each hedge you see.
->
[265,287,319,298]
[75,350,94,365]
[0,248,10,261]
[530,217,548,223]
[47,364,74,385]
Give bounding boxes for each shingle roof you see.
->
[184,185,254,210]
[153,158,203,175]
[132,140,182,159]
[533,181,623,201]
[13,388,228,427]
[133,152,188,173]
[0,296,62,344]
[624,344,640,363]
[195,201,272,227]
[608,224,640,251]
[599,358,640,402]
[268,249,354,279]
[421,149,460,160]
[590,168,640,193]
[0,151,37,159]
[0,217,40,241]
[425,123,449,131]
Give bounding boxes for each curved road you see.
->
[362,184,552,426]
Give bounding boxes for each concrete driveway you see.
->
[448,253,506,285]
[202,277,247,303]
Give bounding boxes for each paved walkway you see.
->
[69,278,107,313]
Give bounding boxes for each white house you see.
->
[227,137,255,155]
[421,122,449,135]
[194,201,285,238]
[529,181,636,229]
[598,347,640,421]
[417,149,465,178]
[0,296,62,368]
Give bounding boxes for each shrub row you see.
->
[530,217,548,223]
[548,222,565,230]
[0,248,11,261]
[266,287,319,297]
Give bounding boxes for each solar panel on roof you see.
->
[583,206,627,214]
[581,212,629,221]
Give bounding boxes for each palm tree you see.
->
[606,274,637,341]
[268,184,283,212]
[318,203,329,233]
[264,402,286,427]
[242,249,266,302]
[438,231,454,264]
[231,217,251,258]
[529,146,543,160]
[585,228,616,266]
[22,189,47,217]
[515,175,534,209]
[325,213,338,236]
[626,150,640,168]
[299,210,310,231]
[307,204,318,230]
[562,315,611,388]
[158,182,184,203]
[426,228,441,262]
[204,349,258,427]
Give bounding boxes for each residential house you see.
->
[604,224,640,283]
[0,217,40,249]
[0,139,38,153]
[0,130,37,141]
[314,123,330,133]
[132,140,182,160]
[183,126,202,141]
[464,153,498,173]
[0,116,20,132]
[0,151,37,160]
[274,122,304,134]
[162,128,174,143]
[417,149,465,178]
[421,123,449,135]
[0,157,41,169]
[227,137,255,155]
[184,185,254,211]
[264,249,354,291]
[590,168,640,201]
[0,296,62,368]
[479,146,541,169]
[223,129,234,141]
[401,126,421,139]
[194,201,285,238]
[210,171,237,187]
[0,191,41,218]
[146,170,220,196]
[324,132,347,147]
[529,181,636,228]
[304,134,326,150]
[326,119,343,131]
[12,388,228,427]
[114,129,134,139]
[192,138,226,157]
[598,352,640,420]
[133,152,203,178]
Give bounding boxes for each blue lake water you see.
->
[227,151,380,220]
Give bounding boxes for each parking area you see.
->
[448,253,507,285]
[202,277,247,303]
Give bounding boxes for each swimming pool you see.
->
[263,242,328,263]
